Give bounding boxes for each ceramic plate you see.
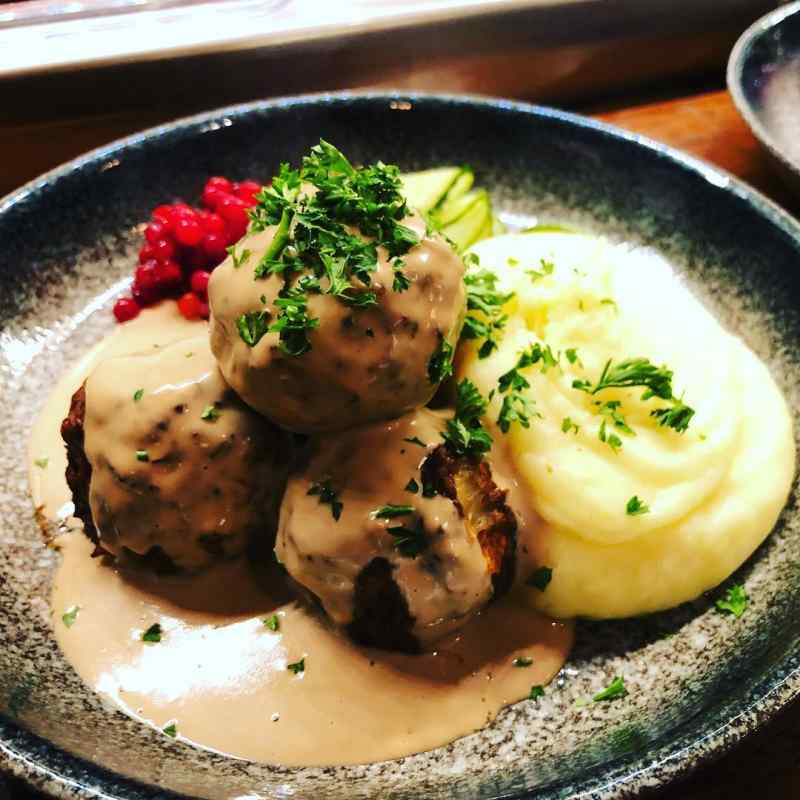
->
[728,0,800,190]
[2,93,800,799]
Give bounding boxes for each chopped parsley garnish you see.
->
[599,399,634,432]
[237,310,271,347]
[135,450,149,462]
[442,379,493,457]
[716,584,748,618]
[373,504,414,519]
[573,357,673,399]
[163,723,178,738]
[200,405,220,421]
[263,614,280,632]
[268,284,320,357]
[227,245,252,269]
[596,400,633,451]
[462,263,514,358]
[593,676,627,702]
[650,399,695,433]
[404,478,419,494]
[246,140,420,357]
[392,258,411,292]
[598,420,622,453]
[495,343,558,433]
[526,258,555,282]
[626,496,650,516]
[307,480,343,521]
[573,357,694,434]
[561,417,579,435]
[427,336,454,385]
[34,457,49,469]
[513,656,533,667]
[254,208,292,277]
[527,566,552,591]
[287,658,305,674]
[61,605,79,628]
[529,685,545,701]
[142,623,162,643]
[133,388,144,402]
[403,436,427,448]
[565,348,580,366]
[387,518,427,558]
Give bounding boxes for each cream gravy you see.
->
[31,303,573,766]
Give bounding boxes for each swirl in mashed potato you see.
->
[459,232,795,619]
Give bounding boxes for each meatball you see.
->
[61,336,292,571]
[276,409,516,651]
[208,213,466,433]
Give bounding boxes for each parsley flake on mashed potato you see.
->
[459,232,794,619]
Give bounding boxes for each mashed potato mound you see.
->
[459,232,795,619]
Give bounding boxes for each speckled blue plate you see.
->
[2,93,800,800]
[728,0,800,189]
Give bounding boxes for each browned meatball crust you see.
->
[277,410,517,652]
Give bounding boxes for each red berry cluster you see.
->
[113,177,262,323]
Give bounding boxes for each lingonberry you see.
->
[138,242,156,263]
[118,174,261,323]
[177,291,204,320]
[198,210,226,236]
[173,216,204,247]
[132,282,159,307]
[113,297,140,322]
[144,222,167,245]
[236,180,261,205]
[201,233,228,266]
[218,195,249,242]
[134,260,159,291]
[152,238,175,262]
[206,176,233,194]
[154,260,183,291]
[190,270,211,299]
[152,205,174,229]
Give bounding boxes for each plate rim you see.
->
[3,89,800,800]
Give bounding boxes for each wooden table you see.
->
[2,88,799,799]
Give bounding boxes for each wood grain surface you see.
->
[2,88,799,798]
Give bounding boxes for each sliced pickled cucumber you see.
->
[431,169,475,226]
[475,214,495,243]
[441,191,491,252]
[433,188,482,230]
[401,167,463,214]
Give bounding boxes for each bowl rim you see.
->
[727,0,800,183]
[3,89,800,800]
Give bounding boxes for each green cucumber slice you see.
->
[441,191,491,252]
[431,169,475,225]
[400,167,463,213]
[433,187,482,229]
